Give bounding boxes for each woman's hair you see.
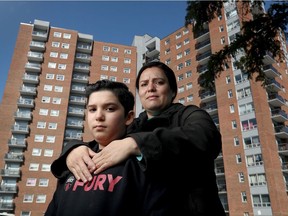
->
[135,61,177,101]
[85,79,134,117]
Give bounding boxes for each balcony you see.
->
[32,29,48,41]
[69,96,86,105]
[71,85,86,94]
[14,111,32,121]
[197,65,208,74]
[20,86,37,96]
[201,102,218,116]
[8,138,27,149]
[266,79,282,92]
[271,109,288,123]
[27,51,44,62]
[0,169,21,178]
[75,53,91,63]
[66,120,84,129]
[200,91,216,103]
[196,51,211,65]
[72,74,89,83]
[22,73,39,84]
[11,125,29,134]
[17,98,34,108]
[30,41,45,52]
[65,132,82,140]
[0,202,14,211]
[4,153,24,163]
[278,143,288,156]
[275,125,288,139]
[194,28,209,42]
[263,52,276,65]
[74,63,90,73]
[195,39,211,53]
[77,42,93,54]
[267,93,286,107]
[263,65,281,78]
[25,62,41,73]
[0,185,18,194]
[68,107,85,117]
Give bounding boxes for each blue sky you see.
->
[0,1,188,102]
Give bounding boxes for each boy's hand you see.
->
[66,146,97,182]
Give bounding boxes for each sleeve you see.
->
[51,139,88,179]
[129,106,222,171]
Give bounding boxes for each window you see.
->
[176,43,182,49]
[175,32,181,39]
[234,137,240,146]
[165,39,170,45]
[52,42,60,47]
[110,66,117,72]
[32,148,42,156]
[178,74,184,81]
[228,89,233,98]
[39,109,48,116]
[53,32,61,38]
[46,73,54,79]
[63,33,71,39]
[185,59,191,67]
[252,194,270,207]
[50,110,59,116]
[186,70,192,78]
[232,120,237,129]
[50,52,58,58]
[26,178,37,186]
[123,78,130,84]
[187,95,193,102]
[48,123,57,130]
[23,194,34,203]
[56,74,65,81]
[102,55,109,61]
[183,28,189,35]
[184,48,190,56]
[39,178,49,187]
[36,195,46,203]
[41,164,51,172]
[165,59,171,65]
[238,172,245,182]
[34,135,44,142]
[48,62,56,69]
[178,98,185,104]
[54,86,63,92]
[221,37,225,44]
[219,25,224,32]
[241,192,247,203]
[58,64,66,70]
[21,211,31,216]
[60,53,68,59]
[46,136,56,143]
[124,58,131,64]
[236,154,242,163]
[103,46,110,51]
[44,149,53,157]
[123,68,130,73]
[226,75,231,84]
[184,38,190,45]
[100,75,108,80]
[29,163,39,171]
[230,104,235,113]
[61,43,69,49]
[165,48,171,55]
[52,97,61,104]
[124,49,131,54]
[178,86,185,93]
[101,65,108,71]
[111,57,118,62]
[249,173,266,186]
[246,154,263,167]
[177,53,183,60]
[111,47,119,52]
[177,63,184,71]
[109,76,117,81]
[186,83,193,90]
[44,85,53,91]
[37,122,46,129]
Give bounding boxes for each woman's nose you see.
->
[147,82,156,91]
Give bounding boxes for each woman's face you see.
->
[138,67,174,118]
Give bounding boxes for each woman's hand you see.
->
[92,137,140,174]
[66,146,97,182]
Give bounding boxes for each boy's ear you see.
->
[125,110,135,125]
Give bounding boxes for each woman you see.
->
[51,61,225,215]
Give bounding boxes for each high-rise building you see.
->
[1,2,288,216]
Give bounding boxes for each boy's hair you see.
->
[85,79,134,117]
[135,61,177,101]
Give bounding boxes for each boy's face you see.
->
[86,90,133,148]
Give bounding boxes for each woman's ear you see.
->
[125,110,135,125]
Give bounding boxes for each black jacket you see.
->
[51,103,225,216]
[46,140,190,216]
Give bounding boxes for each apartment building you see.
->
[1,2,288,216]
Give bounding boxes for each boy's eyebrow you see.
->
[87,102,119,107]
